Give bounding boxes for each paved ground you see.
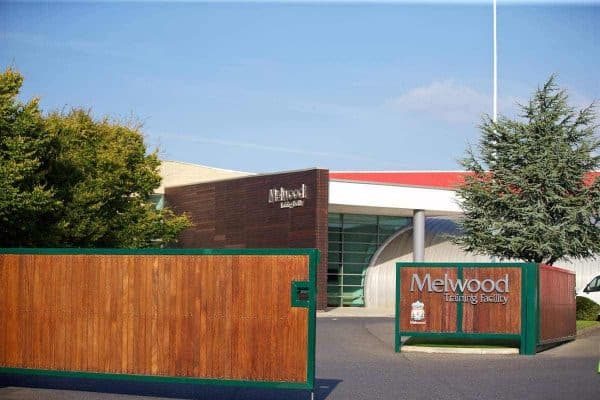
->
[1,318,599,400]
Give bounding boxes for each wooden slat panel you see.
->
[155,256,169,376]
[461,268,521,334]
[539,264,576,341]
[90,258,101,372]
[30,258,41,365]
[69,256,79,371]
[399,267,458,332]
[206,255,232,379]
[4,255,20,366]
[25,256,36,368]
[0,253,310,383]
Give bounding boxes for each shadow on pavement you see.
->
[0,374,342,400]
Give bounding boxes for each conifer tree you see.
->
[456,76,600,265]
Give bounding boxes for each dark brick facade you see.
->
[165,169,329,309]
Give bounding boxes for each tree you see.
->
[0,68,58,246]
[456,76,600,265]
[0,68,191,248]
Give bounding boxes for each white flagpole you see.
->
[491,0,498,264]
[493,0,498,123]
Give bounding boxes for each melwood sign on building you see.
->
[396,262,576,355]
[268,184,308,209]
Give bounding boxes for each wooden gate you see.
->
[0,248,318,391]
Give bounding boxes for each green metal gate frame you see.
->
[395,262,539,355]
[0,247,319,392]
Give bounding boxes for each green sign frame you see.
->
[395,262,539,355]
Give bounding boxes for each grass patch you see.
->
[402,323,600,349]
[576,320,600,331]
[403,336,518,349]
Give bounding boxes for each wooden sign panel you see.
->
[399,267,459,333]
[461,267,521,334]
[0,249,318,391]
[538,264,576,343]
[396,263,525,343]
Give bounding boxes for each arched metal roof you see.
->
[363,217,599,310]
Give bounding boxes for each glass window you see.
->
[588,276,600,291]
[343,214,377,225]
[328,252,341,263]
[327,213,410,307]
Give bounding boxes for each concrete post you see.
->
[413,209,425,262]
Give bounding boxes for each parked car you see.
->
[578,274,600,310]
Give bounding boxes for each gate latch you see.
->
[291,281,311,308]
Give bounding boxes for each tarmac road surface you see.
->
[1,318,599,400]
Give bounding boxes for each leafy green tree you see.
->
[0,68,58,246]
[456,76,600,265]
[0,68,191,248]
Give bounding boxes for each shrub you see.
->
[576,296,600,321]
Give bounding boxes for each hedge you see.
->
[576,296,600,321]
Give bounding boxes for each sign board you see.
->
[396,262,539,355]
[0,248,319,393]
[268,184,308,208]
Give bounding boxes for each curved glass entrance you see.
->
[327,213,410,307]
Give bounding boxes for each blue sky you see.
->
[1,1,598,173]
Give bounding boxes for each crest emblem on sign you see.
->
[410,300,426,324]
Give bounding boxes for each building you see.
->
[159,161,600,311]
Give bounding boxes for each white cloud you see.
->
[390,79,597,126]
[1,31,128,59]
[287,100,364,118]
[390,80,491,125]
[150,132,402,166]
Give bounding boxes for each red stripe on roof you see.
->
[330,171,600,190]
[584,172,600,186]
